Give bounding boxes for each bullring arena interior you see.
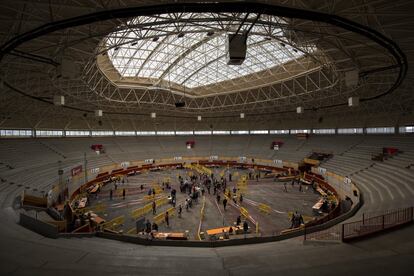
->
[0,1,413,275]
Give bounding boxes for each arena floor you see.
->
[87,167,321,239]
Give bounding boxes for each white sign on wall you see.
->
[273,159,283,168]
[318,167,327,175]
[144,159,154,164]
[343,177,352,194]
[121,161,130,168]
[239,156,247,162]
[209,155,219,160]
[174,156,182,161]
[90,167,100,174]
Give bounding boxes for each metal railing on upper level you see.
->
[342,207,413,241]
[305,207,414,242]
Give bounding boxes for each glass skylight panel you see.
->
[91,131,114,136]
[270,130,289,134]
[250,130,269,134]
[366,127,395,134]
[66,130,90,137]
[313,129,335,134]
[338,128,363,134]
[136,131,156,136]
[213,130,230,135]
[36,130,63,137]
[115,131,136,136]
[156,131,175,136]
[399,126,414,133]
[290,129,310,134]
[106,14,311,89]
[231,130,249,135]
[176,131,194,135]
[194,130,212,135]
[0,129,32,137]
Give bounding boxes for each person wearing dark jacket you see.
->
[243,221,249,233]
[223,198,228,210]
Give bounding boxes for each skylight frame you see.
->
[105,13,312,89]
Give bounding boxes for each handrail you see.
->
[197,196,206,241]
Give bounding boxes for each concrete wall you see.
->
[19,213,59,239]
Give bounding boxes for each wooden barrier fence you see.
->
[258,203,271,215]
[102,215,125,231]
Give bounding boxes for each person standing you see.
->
[232,194,237,204]
[216,193,221,203]
[229,172,232,182]
[243,221,249,234]
[239,194,243,204]
[292,211,299,228]
[152,201,156,215]
[284,182,288,192]
[122,188,126,200]
[178,204,182,218]
[165,211,169,227]
[145,220,151,235]
[236,215,241,226]
[109,189,113,201]
[223,198,228,211]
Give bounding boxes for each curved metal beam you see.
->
[0,1,407,113]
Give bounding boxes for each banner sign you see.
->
[71,165,82,176]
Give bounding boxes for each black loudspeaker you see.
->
[175,102,185,108]
[226,34,247,65]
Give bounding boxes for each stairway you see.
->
[38,140,67,159]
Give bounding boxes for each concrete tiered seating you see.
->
[0,139,64,169]
[0,134,413,275]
